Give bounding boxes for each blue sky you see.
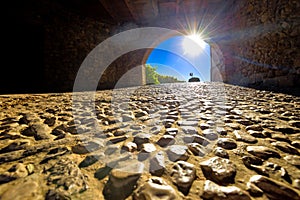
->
[146,36,211,82]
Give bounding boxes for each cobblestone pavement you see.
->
[0,82,299,200]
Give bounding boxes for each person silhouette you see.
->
[188,73,200,82]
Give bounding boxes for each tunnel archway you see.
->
[141,32,227,85]
[93,27,227,90]
[143,35,211,83]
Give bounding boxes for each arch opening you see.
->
[144,35,211,84]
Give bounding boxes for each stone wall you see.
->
[44,6,146,92]
[44,9,112,91]
[206,1,238,83]
[2,0,146,94]
[2,0,299,94]
[224,0,300,88]
[98,50,146,90]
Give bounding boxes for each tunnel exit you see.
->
[146,35,211,83]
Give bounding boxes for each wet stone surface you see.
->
[0,82,300,199]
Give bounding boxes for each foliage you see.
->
[145,64,183,85]
[158,74,183,83]
[145,64,160,84]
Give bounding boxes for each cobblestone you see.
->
[0,82,299,199]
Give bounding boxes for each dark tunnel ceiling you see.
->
[57,0,234,25]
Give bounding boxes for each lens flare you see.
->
[182,34,207,57]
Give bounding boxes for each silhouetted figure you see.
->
[188,72,200,82]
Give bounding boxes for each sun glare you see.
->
[182,34,207,57]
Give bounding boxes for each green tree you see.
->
[145,64,184,85]
[145,64,159,84]
[158,74,183,83]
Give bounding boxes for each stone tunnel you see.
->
[2,0,299,93]
[0,0,300,200]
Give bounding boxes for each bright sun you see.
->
[182,34,207,57]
